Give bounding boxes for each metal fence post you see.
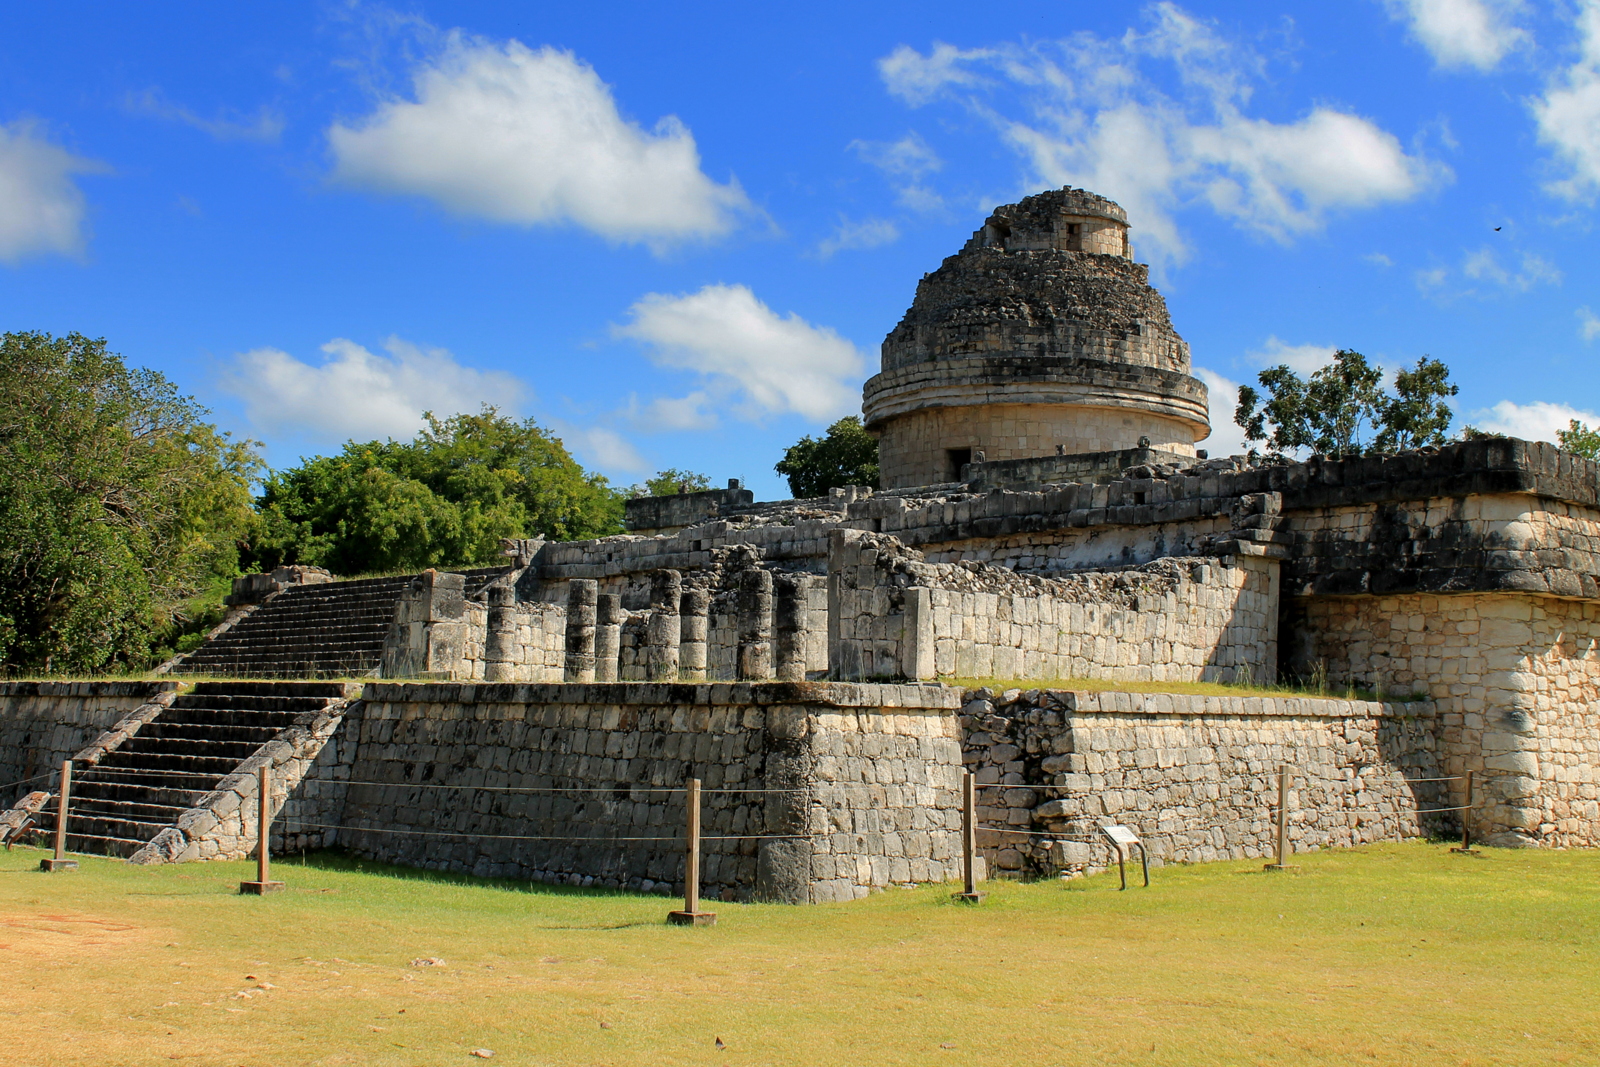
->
[40,760,78,872]
[668,778,716,925]
[240,764,285,894]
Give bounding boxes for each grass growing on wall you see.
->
[943,676,1418,701]
[0,842,1594,1066]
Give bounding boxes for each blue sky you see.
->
[2,1,1598,499]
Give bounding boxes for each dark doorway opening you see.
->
[947,447,972,481]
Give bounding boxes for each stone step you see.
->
[70,779,212,808]
[70,797,190,823]
[116,735,265,761]
[93,751,242,776]
[138,721,296,745]
[187,682,354,698]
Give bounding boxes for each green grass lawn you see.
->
[0,842,1595,1066]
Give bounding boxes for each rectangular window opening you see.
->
[946,447,973,481]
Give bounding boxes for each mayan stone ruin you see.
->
[5,186,1599,901]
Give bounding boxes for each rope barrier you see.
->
[0,771,55,795]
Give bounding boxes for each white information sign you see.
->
[1100,824,1140,846]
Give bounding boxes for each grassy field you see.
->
[0,842,1595,1067]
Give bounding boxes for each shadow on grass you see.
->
[288,847,676,923]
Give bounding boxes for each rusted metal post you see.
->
[239,764,285,894]
[1264,765,1296,871]
[668,778,715,925]
[1451,770,1479,854]
[955,771,985,902]
[40,760,77,871]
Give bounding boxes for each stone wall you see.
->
[0,681,180,803]
[959,687,1442,876]
[828,529,1278,685]
[296,681,963,903]
[1293,591,1600,848]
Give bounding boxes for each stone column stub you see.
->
[563,579,598,683]
[594,593,625,683]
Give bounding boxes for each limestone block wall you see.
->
[0,681,180,802]
[1292,592,1600,848]
[875,402,1200,489]
[959,688,1442,876]
[304,681,963,903]
[828,529,1278,685]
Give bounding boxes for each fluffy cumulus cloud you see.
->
[878,2,1443,266]
[220,336,526,443]
[328,34,749,247]
[1384,0,1529,71]
[1532,0,1600,199]
[1466,399,1600,442]
[1192,366,1251,456]
[1249,336,1338,374]
[0,121,104,264]
[614,284,865,422]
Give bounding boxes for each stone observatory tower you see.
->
[861,187,1211,489]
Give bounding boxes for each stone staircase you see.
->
[172,567,511,679]
[172,575,415,678]
[31,682,349,858]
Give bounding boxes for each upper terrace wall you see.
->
[828,530,1277,684]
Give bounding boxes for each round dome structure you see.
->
[861,187,1210,488]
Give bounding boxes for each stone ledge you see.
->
[0,680,181,699]
[1037,690,1434,719]
[362,680,963,710]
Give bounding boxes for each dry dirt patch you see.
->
[0,911,145,957]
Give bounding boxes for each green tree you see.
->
[1557,420,1600,459]
[629,468,712,497]
[774,416,879,498]
[250,407,623,575]
[1237,350,1456,460]
[0,331,261,674]
[1374,358,1459,452]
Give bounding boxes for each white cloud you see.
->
[814,216,900,259]
[552,422,649,473]
[878,3,1443,266]
[1365,252,1395,267]
[1250,336,1338,374]
[1580,305,1600,341]
[328,33,749,247]
[623,390,718,433]
[1418,246,1561,296]
[0,120,104,264]
[1532,0,1600,198]
[220,336,526,443]
[614,284,865,421]
[1461,246,1561,289]
[1466,399,1600,442]
[127,89,284,142]
[1384,0,1529,71]
[1193,366,1250,456]
[851,132,945,211]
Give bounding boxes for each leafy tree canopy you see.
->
[774,416,879,498]
[629,468,711,497]
[1557,420,1600,460]
[249,408,623,576]
[1235,351,1458,461]
[0,331,261,674]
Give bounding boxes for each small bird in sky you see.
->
[1494,226,1502,231]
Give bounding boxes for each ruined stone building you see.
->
[5,187,1597,902]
